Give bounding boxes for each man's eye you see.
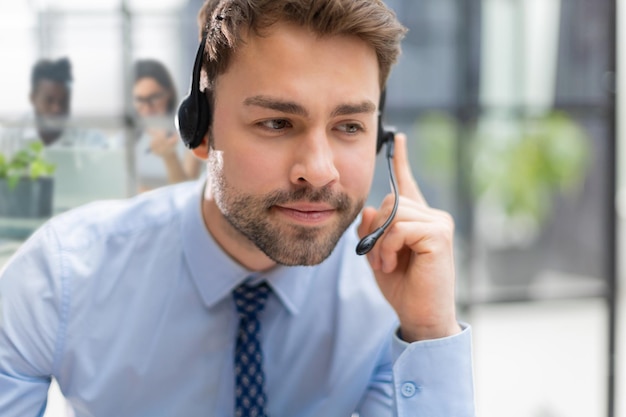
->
[260,119,291,130]
[337,123,364,134]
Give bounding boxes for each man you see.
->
[0,57,107,157]
[0,1,475,416]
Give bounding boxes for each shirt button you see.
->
[401,382,418,398]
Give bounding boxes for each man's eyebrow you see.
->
[330,100,377,117]
[243,95,377,118]
[243,95,308,117]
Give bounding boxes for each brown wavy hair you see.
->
[196,0,407,91]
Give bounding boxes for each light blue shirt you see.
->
[0,181,475,417]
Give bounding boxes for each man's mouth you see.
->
[273,203,336,224]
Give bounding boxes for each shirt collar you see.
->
[181,181,314,315]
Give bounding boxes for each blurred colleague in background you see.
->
[0,57,108,157]
[132,59,202,191]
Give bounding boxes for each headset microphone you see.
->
[355,130,398,255]
[356,88,398,256]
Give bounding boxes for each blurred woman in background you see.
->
[132,59,201,191]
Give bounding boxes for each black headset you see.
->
[176,33,212,150]
[176,34,398,256]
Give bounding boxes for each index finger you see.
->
[391,132,427,206]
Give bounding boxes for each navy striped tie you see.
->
[233,282,270,417]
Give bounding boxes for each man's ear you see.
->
[190,133,210,160]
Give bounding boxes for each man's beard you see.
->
[210,168,364,266]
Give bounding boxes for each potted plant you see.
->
[470,111,589,246]
[0,141,56,218]
[413,110,590,293]
[413,110,589,244]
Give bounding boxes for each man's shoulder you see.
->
[46,181,198,252]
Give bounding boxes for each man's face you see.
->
[205,22,380,267]
[30,79,70,134]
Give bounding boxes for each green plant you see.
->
[413,110,590,224]
[0,142,56,189]
[471,111,589,222]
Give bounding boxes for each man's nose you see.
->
[289,130,340,189]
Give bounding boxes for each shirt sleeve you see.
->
[391,323,475,416]
[358,323,475,417]
[0,224,65,416]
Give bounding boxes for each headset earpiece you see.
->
[376,89,395,153]
[377,126,396,154]
[176,34,212,149]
